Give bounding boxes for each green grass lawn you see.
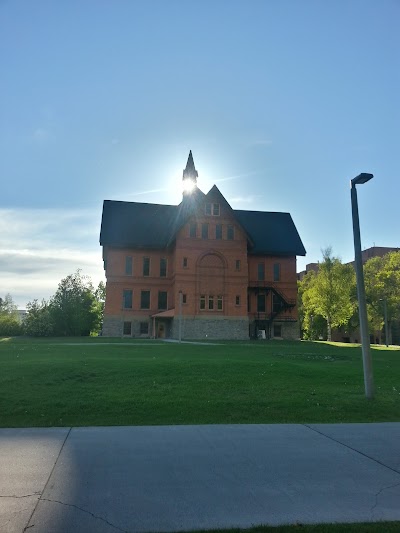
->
[0,337,399,427]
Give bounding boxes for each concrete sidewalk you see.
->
[1,424,400,533]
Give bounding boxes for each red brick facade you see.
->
[100,154,305,339]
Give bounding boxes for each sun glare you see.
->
[183,179,196,193]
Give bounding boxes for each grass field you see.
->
[0,337,399,428]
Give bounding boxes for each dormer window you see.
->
[205,203,220,216]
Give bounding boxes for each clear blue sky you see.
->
[1,0,399,307]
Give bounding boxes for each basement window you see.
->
[273,325,282,338]
[140,322,149,335]
[123,321,132,335]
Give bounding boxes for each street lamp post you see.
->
[350,173,374,399]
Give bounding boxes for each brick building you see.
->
[100,152,306,340]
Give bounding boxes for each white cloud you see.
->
[0,208,105,308]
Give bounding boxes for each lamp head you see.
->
[351,173,374,186]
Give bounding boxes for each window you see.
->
[257,294,266,312]
[208,295,214,310]
[158,291,167,310]
[140,290,150,309]
[123,290,133,309]
[216,224,222,239]
[182,294,187,304]
[183,257,188,268]
[201,223,209,239]
[189,223,197,238]
[140,322,149,335]
[125,256,132,275]
[160,258,167,277]
[235,259,241,271]
[273,263,281,282]
[123,321,132,335]
[272,294,282,313]
[217,295,223,310]
[200,295,206,310]
[258,263,265,281]
[273,324,282,338]
[227,225,234,240]
[205,203,220,216]
[235,295,241,306]
[143,257,150,276]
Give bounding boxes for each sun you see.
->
[182,178,196,194]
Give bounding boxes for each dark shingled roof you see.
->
[100,198,306,256]
[233,210,306,256]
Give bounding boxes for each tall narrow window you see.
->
[273,263,281,282]
[123,290,133,309]
[213,203,220,216]
[272,294,282,313]
[258,263,265,281]
[227,225,234,240]
[140,290,150,309]
[158,291,167,310]
[208,295,214,310]
[205,203,212,215]
[217,295,223,310]
[235,295,241,306]
[125,256,132,275]
[200,295,206,310]
[235,259,241,271]
[143,257,150,277]
[189,222,197,238]
[257,294,266,312]
[216,224,222,239]
[182,294,187,304]
[201,223,209,239]
[183,257,188,268]
[160,258,167,277]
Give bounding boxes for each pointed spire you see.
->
[183,150,198,182]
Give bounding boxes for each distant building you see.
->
[298,246,400,279]
[100,152,306,340]
[16,310,27,323]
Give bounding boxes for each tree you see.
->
[50,270,102,336]
[300,248,356,341]
[24,299,54,337]
[0,293,23,336]
[364,251,400,344]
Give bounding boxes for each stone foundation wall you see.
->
[171,316,249,340]
[277,321,301,340]
[102,316,151,338]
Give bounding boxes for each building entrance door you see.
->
[157,322,165,338]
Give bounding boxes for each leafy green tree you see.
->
[24,299,54,337]
[0,293,23,336]
[50,270,102,336]
[300,248,356,341]
[364,251,400,344]
[94,281,106,331]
